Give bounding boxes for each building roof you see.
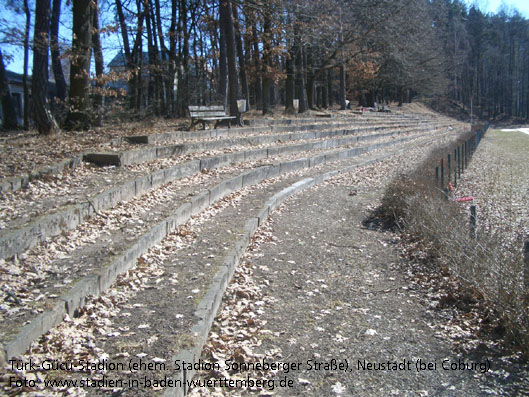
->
[5,70,29,84]
[108,51,168,68]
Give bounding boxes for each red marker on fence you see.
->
[447,182,473,202]
[456,196,474,202]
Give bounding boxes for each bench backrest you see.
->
[189,105,227,118]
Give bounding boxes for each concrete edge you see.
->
[0,131,443,363]
[0,156,83,194]
[163,152,401,396]
[82,120,444,167]
[0,152,309,361]
[0,117,453,193]
[0,128,442,261]
[162,131,457,396]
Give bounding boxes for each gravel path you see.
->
[237,182,484,396]
[0,127,457,345]
[189,144,524,396]
[0,108,481,396]
[0,131,459,396]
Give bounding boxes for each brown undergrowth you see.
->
[376,130,529,356]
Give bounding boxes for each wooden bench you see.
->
[188,105,236,130]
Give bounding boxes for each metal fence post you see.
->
[470,205,477,239]
[463,141,468,169]
[448,153,451,182]
[461,144,464,174]
[523,240,529,291]
[454,149,457,187]
[458,145,461,178]
[440,159,444,188]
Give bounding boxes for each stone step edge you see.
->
[0,115,444,193]
[0,135,127,195]
[163,154,397,397]
[243,114,433,127]
[86,121,442,167]
[0,120,345,193]
[0,156,83,195]
[0,123,353,193]
[127,119,429,145]
[166,124,464,394]
[0,124,437,260]
[0,133,422,366]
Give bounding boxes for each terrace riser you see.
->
[0,124,448,261]
[86,122,448,167]
[1,131,442,364]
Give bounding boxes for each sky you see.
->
[3,0,529,74]
[467,0,529,16]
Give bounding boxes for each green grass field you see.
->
[458,129,529,241]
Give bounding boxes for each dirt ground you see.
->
[189,158,529,396]
[4,104,525,396]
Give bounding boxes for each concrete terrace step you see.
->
[4,129,457,393]
[80,169,348,392]
[125,119,433,145]
[0,118,339,193]
[0,131,449,364]
[242,114,432,127]
[0,113,450,193]
[85,121,446,166]
[0,157,83,194]
[0,122,450,261]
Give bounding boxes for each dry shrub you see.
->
[379,134,529,354]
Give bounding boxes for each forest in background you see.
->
[0,0,529,134]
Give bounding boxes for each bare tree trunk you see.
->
[177,0,190,116]
[295,34,307,113]
[115,0,133,108]
[144,0,156,113]
[167,0,177,115]
[316,85,322,108]
[306,47,315,109]
[261,12,272,115]
[115,0,144,111]
[232,4,249,112]
[205,4,218,103]
[23,0,31,129]
[65,0,93,129]
[251,25,262,109]
[133,0,144,110]
[50,0,66,103]
[218,19,228,107]
[327,69,333,106]
[92,0,104,126]
[32,0,57,135]
[192,30,201,104]
[285,44,295,113]
[115,0,130,61]
[220,0,241,124]
[154,0,168,115]
[322,79,328,108]
[198,32,207,105]
[307,74,316,109]
[339,64,346,110]
[147,0,163,115]
[243,21,252,107]
[0,49,19,129]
